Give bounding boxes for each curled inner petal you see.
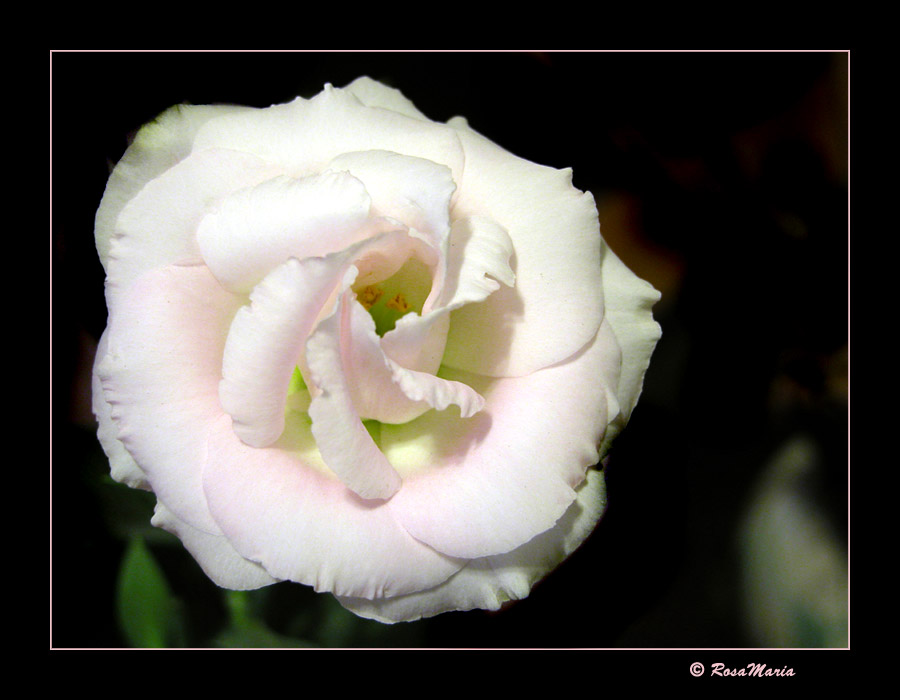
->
[344,296,484,425]
[219,256,339,448]
[198,171,387,294]
[307,288,403,501]
[219,230,413,449]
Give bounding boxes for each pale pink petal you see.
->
[202,414,463,599]
[105,148,280,308]
[192,84,465,188]
[383,322,616,559]
[306,291,403,501]
[197,171,390,294]
[95,103,254,270]
[98,263,242,535]
[338,468,607,623]
[442,116,604,377]
[151,502,278,590]
[91,329,148,490]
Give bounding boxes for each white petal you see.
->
[443,117,604,377]
[91,329,148,490]
[197,171,386,294]
[98,263,242,535]
[343,76,431,121]
[192,84,465,188]
[387,359,485,419]
[377,216,514,376]
[326,150,456,259]
[220,229,420,448]
[151,502,278,590]
[338,468,607,623]
[598,242,662,452]
[105,148,280,307]
[383,322,615,559]
[202,414,463,599]
[439,216,516,309]
[306,290,403,501]
[380,310,450,377]
[95,103,254,270]
[219,257,343,448]
[341,300,432,424]
[343,300,484,425]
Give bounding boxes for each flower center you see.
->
[353,255,432,336]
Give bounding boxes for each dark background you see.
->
[51,51,848,651]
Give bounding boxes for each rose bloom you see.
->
[92,77,661,623]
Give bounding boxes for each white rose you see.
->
[92,77,661,623]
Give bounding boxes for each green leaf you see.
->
[116,536,180,647]
[213,591,314,648]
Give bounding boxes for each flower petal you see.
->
[219,256,343,448]
[383,321,616,559]
[338,468,607,623]
[98,263,242,534]
[220,229,420,449]
[326,150,455,260]
[442,116,604,377]
[192,84,465,188]
[439,216,516,309]
[342,299,479,425]
[380,310,451,377]
[95,103,254,270]
[598,243,662,453]
[92,329,148,490]
[197,171,388,294]
[202,414,464,599]
[343,76,431,121]
[151,502,278,590]
[105,148,280,307]
[306,289,403,501]
[387,359,485,420]
[378,216,514,376]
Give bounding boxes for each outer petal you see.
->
[91,329,148,490]
[201,414,464,599]
[383,320,618,559]
[191,84,465,188]
[598,242,662,453]
[338,468,607,623]
[95,103,254,270]
[105,148,280,307]
[343,76,431,121]
[98,263,242,534]
[151,502,278,590]
[442,116,604,377]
